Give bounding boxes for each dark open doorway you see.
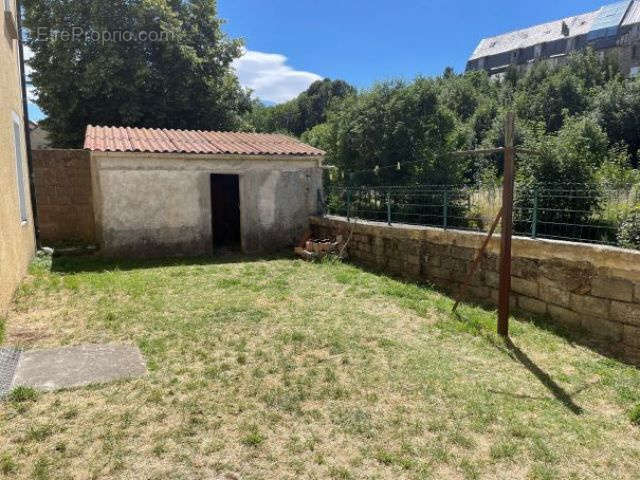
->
[210,174,241,249]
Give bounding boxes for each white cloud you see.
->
[23,45,33,76]
[23,46,322,112]
[232,49,323,104]
[22,45,37,102]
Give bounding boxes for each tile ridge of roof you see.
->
[92,125,306,137]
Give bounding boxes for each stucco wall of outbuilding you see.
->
[90,152,323,256]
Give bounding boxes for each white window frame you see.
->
[11,111,29,224]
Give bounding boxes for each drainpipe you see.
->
[16,0,40,249]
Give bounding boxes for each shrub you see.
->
[618,208,640,249]
[7,386,38,403]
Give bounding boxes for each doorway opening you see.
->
[210,174,241,250]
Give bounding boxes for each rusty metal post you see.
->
[498,112,515,336]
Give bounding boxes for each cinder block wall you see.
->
[32,149,96,245]
[310,216,640,366]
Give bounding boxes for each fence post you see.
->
[346,189,351,221]
[497,111,515,337]
[386,191,391,225]
[443,189,449,229]
[531,188,538,239]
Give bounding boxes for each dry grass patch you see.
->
[0,253,639,479]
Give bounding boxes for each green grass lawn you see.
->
[1,253,640,480]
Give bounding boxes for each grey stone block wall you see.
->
[310,215,640,366]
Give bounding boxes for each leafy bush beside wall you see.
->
[619,208,640,250]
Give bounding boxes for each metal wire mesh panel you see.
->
[324,183,640,248]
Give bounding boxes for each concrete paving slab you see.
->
[11,344,147,392]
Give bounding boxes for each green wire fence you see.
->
[323,183,640,247]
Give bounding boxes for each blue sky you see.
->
[222,0,606,102]
[29,0,608,120]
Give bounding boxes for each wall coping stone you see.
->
[310,216,640,279]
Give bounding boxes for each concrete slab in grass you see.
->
[11,344,147,392]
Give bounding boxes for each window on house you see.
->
[633,45,638,60]
[12,113,28,223]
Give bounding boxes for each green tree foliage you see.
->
[301,51,640,246]
[306,49,639,191]
[512,51,619,133]
[594,78,640,167]
[514,116,611,238]
[618,207,640,249]
[514,63,589,133]
[316,79,468,186]
[246,79,356,136]
[24,0,251,147]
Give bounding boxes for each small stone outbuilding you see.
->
[84,126,325,256]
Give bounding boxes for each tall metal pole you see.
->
[498,112,515,336]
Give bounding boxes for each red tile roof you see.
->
[84,126,326,157]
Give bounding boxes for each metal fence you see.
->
[323,184,640,247]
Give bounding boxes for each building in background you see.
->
[467,0,640,77]
[1,0,36,314]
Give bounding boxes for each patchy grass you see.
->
[240,423,266,447]
[0,452,17,475]
[0,253,639,479]
[630,404,640,426]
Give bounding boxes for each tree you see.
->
[564,48,620,90]
[24,0,251,147]
[594,78,640,167]
[438,70,496,122]
[514,62,589,133]
[245,79,356,136]
[514,115,612,240]
[318,79,463,186]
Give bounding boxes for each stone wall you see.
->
[32,149,96,245]
[311,215,640,366]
